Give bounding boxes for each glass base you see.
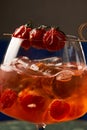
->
[36,124,46,130]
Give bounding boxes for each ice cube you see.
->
[30,64,39,71]
[52,70,75,99]
[34,57,62,66]
[56,70,74,81]
[28,57,63,76]
[42,66,62,76]
[32,62,62,76]
[10,56,31,73]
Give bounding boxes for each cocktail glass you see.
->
[0,35,87,130]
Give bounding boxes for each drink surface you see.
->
[0,56,87,124]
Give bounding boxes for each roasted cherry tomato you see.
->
[0,89,17,109]
[49,100,70,120]
[43,27,66,51]
[13,24,32,49]
[30,25,46,49]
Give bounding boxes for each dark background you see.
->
[0,0,87,38]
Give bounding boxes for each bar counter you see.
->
[0,120,87,130]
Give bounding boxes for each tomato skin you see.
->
[0,89,17,109]
[19,92,46,112]
[13,25,31,39]
[43,27,66,51]
[30,27,46,49]
[12,24,66,51]
[49,100,70,120]
[13,25,32,49]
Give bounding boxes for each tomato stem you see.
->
[25,20,33,28]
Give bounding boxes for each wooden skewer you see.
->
[3,33,12,36]
[3,30,87,42]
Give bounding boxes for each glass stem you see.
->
[36,124,46,130]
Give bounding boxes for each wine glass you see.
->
[0,34,87,130]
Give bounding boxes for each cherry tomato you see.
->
[43,27,66,51]
[13,25,32,49]
[0,89,17,109]
[30,25,46,49]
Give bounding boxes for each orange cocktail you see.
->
[0,56,87,124]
